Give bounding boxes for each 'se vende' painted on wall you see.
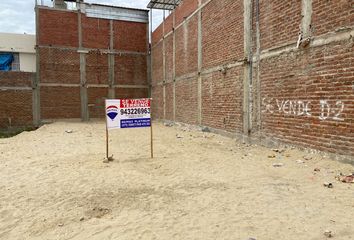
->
[262,98,345,121]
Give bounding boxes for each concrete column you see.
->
[108,20,115,99]
[33,5,41,126]
[78,9,89,121]
[243,0,252,141]
[162,10,166,120]
[172,5,176,121]
[301,0,313,38]
[197,0,203,125]
[255,0,261,131]
[147,10,152,98]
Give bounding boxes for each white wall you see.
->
[0,33,35,53]
[0,32,36,72]
[19,53,36,72]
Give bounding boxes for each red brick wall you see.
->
[86,52,109,85]
[0,72,33,87]
[82,15,110,49]
[165,83,174,121]
[258,0,302,50]
[39,48,80,84]
[202,0,244,69]
[152,24,163,45]
[175,14,198,77]
[88,88,109,118]
[37,6,148,121]
[312,0,354,36]
[0,72,34,128]
[260,42,354,156]
[115,88,148,99]
[175,0,198,26]
[38,8,78,47]
[151,86,164,119]
[151,0,354,159]
[165,35,174,82]
[0,90,33,128]
[115,54,147,85]
[40,86,81,119]
[113,21,148,52]
[152,42,163,84]
[175,77,198,125]
[201,67,243,133]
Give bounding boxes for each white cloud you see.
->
[0,0,166,35]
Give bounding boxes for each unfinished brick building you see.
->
[149,0,354,161]
[34,0,149,123]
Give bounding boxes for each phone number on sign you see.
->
[120,108,150,115]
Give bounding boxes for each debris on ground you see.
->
[273,163,284,167]
[103,155,114,163]
[324,230,333,238]
[176,134,183,139]
[303,155,312,161]
[296,160,305,164]
[271,148,284,153]
[323,182,333,188]
[335,173,354,183]
[314,168,320,172]
[201,126,211,133]
[164,122,174,127]
[65,130,73,133]
[268,154,276,158]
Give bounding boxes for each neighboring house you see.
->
[0,33,36,72]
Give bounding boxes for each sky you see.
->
[0,0,166,35]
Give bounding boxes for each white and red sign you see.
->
[105,99,151,130]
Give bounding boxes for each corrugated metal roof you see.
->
[147,0,181,10]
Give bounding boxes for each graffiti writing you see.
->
[262,98,345,121]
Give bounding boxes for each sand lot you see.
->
[0,121,353,240]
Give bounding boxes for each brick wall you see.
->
[39,48,80,84]
[0,72,34,128]
[260,42,354,156]
[40,86,81,119]
[202,0,244,69]
[151,0,354,160]
[201,67,243,133]
[176,14,198,76]
[37,5,149,121]
[38,8,78,47]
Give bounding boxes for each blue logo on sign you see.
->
[106,105,118,120]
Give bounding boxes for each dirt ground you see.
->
[0,121,353,240]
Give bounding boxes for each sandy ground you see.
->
[0,121,353,240]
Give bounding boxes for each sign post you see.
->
[150,99,153,158]
[105,98,153,159]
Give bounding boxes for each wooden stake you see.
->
[105,100,109,159]
[150,98,153,158]
[106,125,109,159]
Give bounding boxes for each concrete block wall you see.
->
[151,0,354,160]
